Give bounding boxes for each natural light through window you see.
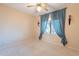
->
[45,14,56,35]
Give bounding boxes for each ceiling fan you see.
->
[26,3,48,12]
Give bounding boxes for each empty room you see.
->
[0,3,79,56]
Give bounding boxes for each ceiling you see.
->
[3,3,67,15]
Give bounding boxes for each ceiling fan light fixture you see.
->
[36,6,42,12]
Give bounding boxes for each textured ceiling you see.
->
[3,3,67,15]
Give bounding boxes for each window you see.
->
[45,14,56,35]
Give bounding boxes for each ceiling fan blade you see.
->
[41,3,48,11]
[42,6,48,11]
[26,5,34,7]
[44,7,48,11]
[26,3,36,7]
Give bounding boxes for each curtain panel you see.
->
[51,8,67,46]
[39,14,49,40]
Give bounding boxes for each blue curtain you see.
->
[39,14,49,40]
[51,9,67,46]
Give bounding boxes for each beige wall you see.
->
[35,4,79,49]
[33,16,40,39]
[0,4,36,45]
[65,4,79,49]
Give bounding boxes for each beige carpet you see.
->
[0,38,79,56]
